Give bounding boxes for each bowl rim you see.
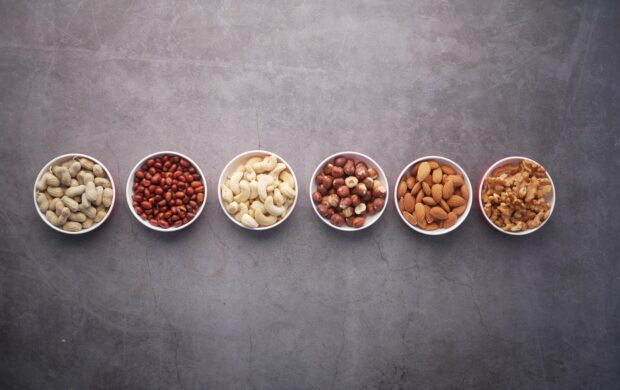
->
[217,149,298,231]
[477,156,556,236]
[33,153,116,234]
[126,150,207,232]
[393,155,473,235]
[309,151,390,231]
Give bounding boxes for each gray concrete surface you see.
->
[1,0,619,389]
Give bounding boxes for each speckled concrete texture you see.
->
[1,0,619,389]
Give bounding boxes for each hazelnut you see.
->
[330,213,345,226]
[333,178,345,188]
[326,208,335,218]
[367,203,376,214]
[372,184,386,198]
[342,206,354,218]
[336,185,350,198]
[326,194,340,208]
[312,191,323,204]
[315,172,325,185]
[350,194,361,206]
[345,176,359,188]
[354,203,367,215]
[350,216,366,228]
[355,161,368,170]
[334,156,347,167]
[328,188,336,195]
[363,177,374,190]
[373,197,385,212]
[344,159,355,176]
[345,217,354,227]
[362,191,372,202]
[321,175,333,189]
[353,183,367,196]
[339,197,352,209]
[317,184,328,195]
[323,163,334,175]
[332,166,344,178]
[317,204,330,217]
[367,167,378,179]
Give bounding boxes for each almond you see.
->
[399,196,405,212]
[424,204,433,224]
[428,160,439,169]
[442,179,454,199]
[425,222,439,231]
[432,168,443,184]
[452,205,466,215]
[403,193,415,213]
[422,182,431,196]
[447,195,466,207]
[406,176,415,190]
[403,211,417,226]
[416,162,431,182]
[414,203,425,223]
[415,190,424,203]
[441,165,456,175]
[397,180,408,198]
[410,162,420,177]
[431,184,443,204]
[429,206,448,220]
[443,212,457,228]
[422,197,437,206]
[460,185,469,200]
[410,181,421,195]
[449,174,464,187]
[440,199,450,213]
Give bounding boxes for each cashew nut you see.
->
[253,155,277,173]
[249,180,258,199]
[226,201,239,214]
[254,205,278,226]
[233,180,251,202]
[273,188,285,206]
[221,184,234,203]
[257,175,274,201]
[234,202,249,222]
[269,163,286,179]
[241,213,259,228]
[264,196,285,217]
[244,165,256,182]
[228,171,243,194]
[279,182,296,199]
[279,171,295,188]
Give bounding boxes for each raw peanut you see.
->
[63,221,82,232]
[69,161,81,177]
[52,166,71,186]
[57,207,71,225]
[92,164,105,178]
[94,177,111,188]
[61,196,80,212]
[432,168,442,184]
[65,185,85,198]
[45,210,60,226]
[95,186,104,206]
[102,188,113,208]
[36,193,49,212]
[36,172,54,191]
[69,212,87,223]
[414,203,425,223]
[444,212,458,228]
[397,181,407,198]
[447,195,466,207]
[93,209,107,223]
[82,219,94,229]
[83,206,97,219]
[81,192,91,209]
[422,197,437,206]
[429,207,448,220]
[82,172,95,184]
[416,162,431,182]
[442,180,454,200]
[79,158,94,170]
[85,181,97,202]
[70,179,79,187]
[403,193,415,213]
[49,198,62,212]
[431,184,443,204]
[46,186,63,198]
[441,165,456,175]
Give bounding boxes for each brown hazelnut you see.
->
[354,203,367,215]
[367,203,376,214]
[350,216,366,228]
[330,213,345,226]
[312,191,323,204]
[328,188,336,195]
[350,194,361,206]
[317,184,328,195]
[372,184,387,198]
[363,177,374,190]
[333,178,345,188]
[355,161,368,170]
[323,163,334,175]
[355,166,368,180]
[336,185,350,198]
[344,159,355,176]
[321,175,333,189]
[332,166,344,178]
[317,203,330,217]
[362,191,372,202]
[342,206,354,218]
[373,197,385,212]
[326,194,340,208]
[367,167,378,179]
[334,156,347,167]
[345,176,359,188]
[345,217,354,227]
[353,183,367,196]
[326,208,335,218]
[339,197,352,209]
[315,172,325,185]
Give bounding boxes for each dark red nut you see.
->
[373,198,385,212]
[315,172,326,185]
[333,178,345,188]
[367,167,378,179]
[135,171,145,179]
[326,208,335,218]
[312,191,323,204]
[339,197,352,209]
[317,204,330,217]
[334,156,347,167]
[350,194,361,206]
[363,177,374,190]
[330,213,345,226]
[146,159,155,166]
[317,184,328,196]
[321,176,333,190]
[196,193,204,204]
[323,163,334,175]
[353,183,367,196]
[331,166,344,178]
[355,165,368,180]
[362,191,372,202]
[350,216,366,228]
[336,186,350,198]
[141,201,152,210]
[372,184,387,199]
[343,159,355,176]
[180,159,190,168]
[158,220,170,228]
[367,203,376,215]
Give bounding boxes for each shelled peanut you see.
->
[221,155,296,228]
[35,157,113,232]
[397,160,468,231]
[131,154,204,229]
[481,159,552,232]
[312,156,386,228]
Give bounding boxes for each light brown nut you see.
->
[406,176,415,190]
[416,162,431,182]
[403,211,417,226]
[429,207,448,220]
[432,168,443,184]
[414,203,426,223]
[422,182,431,196]
[440,165,456,175]
[422,197,437,206]
[397,181,407,198]
[63,221,82,232]
[443,212,458,228]
[447,195,466,207]
[442,180,454,200]
[403,193,415,213]
[431,184,443,204]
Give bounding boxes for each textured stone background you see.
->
[1,0,619,389]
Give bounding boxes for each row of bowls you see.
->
[34,151,555,236]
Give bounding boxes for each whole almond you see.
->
[411,181,421,195]
[399,196,405,212]
[431,184,443,203]
[422,197,437,206]
[417,162,431,182]
[426,222,439,231]
[449,174,464,187]
[460,185,469,200]
[403,193,415,213]
[403,211,417,226]
[447,195,466,207]
[442,180,454,199]
[410,162,420,177]
[414,203,425,223]
[428,160,439,169]
[415,190,425,203]
[432,168,442,184]
[441,165,456,175]
[397,181,407,198]
[424,204,434,224]
[444,212,457,228]
[453,205,466,215]
[440,199,450,213]
[406,176,415,190]
[429,206,448,220]
[422,182,431,196]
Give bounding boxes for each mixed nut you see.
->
[312,156,387,228]
[481,159,552,232]
[35,156,113,232]
[130,154,204,229]
[221,154,296,228]
[397,160,468,231]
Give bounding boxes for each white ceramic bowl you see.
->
[394,156,472,235]
[478,156,555,236]
[33,153,116,234]
[218,150,298,230]
[309,151,389,231]
[126,151,207,232]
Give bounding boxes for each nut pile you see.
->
[36,157,113,232]
[481,159,552,232]
[131,154,204,229]
[221,154,296,228]
[397,160,468,231]
[312,156,386,228]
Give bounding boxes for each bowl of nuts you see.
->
[33,153,115,234]
[395,156,472,235]
[218,150,298,230]
[310,152,389,231]
[126,151,206,231]
[478,157,555,235]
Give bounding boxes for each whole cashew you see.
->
[279,182,296,199]
[273,188,285,206]
[226,201,240,214]
[233,180,251,202]
[257,175,274,201]
[244,165,256,182]
[221,184,234,203]
[253,155,277,173]
[228,171,243,194]
[254,204,277,226]
[265,196,285,217]
[269,163,286,179]
[234,202,249,222]
[279,171,295,188]
[241,213,259,228]
[249,180,258,199]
